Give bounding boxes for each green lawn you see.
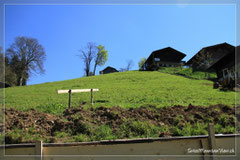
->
[158,67,217,79]
[4,71,235,115]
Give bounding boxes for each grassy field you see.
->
[158,67,217,79]
[5,70,235,115]
[3,70,237,143]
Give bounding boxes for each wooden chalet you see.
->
[186,43,235,71]
[99,66,119,74]
[143,47,186,71]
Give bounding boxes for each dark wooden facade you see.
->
[143,47,186,71]
[99,66,119,74]
[186,43,235,71]
[208,49,235,80]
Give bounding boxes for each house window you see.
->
[154,58,160,62]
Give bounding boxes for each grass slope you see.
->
[5,71,235,115]
[158,67,217,79]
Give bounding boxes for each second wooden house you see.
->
[99,66,119,74]
[186,42,235,71]
[143,47,186,71]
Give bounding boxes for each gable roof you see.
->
[145,47,186,64]
[208,48,235,70]
[186,42,235,65]
[102,66,118,72]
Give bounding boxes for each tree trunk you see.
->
[19,71,24,86]
[86,69,89,77]
[19,77,23,86]
[93,62,97,76]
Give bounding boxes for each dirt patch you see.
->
[5,108,58,135]
[4,104,237,143]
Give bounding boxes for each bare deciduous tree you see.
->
[6,37,46,86]
[119,68,126,72]
[119,60,134,72]
[126,60,134,71]
[78,42,97,76]
[193,50,213,70]
[192,50,213,78]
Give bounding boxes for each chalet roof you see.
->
[208,49,235,70]
[102,66,118,72]
[208,45,239,70]
[186,42,235,65]
[145,47,186,64]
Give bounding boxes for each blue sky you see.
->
[3,4,237,85]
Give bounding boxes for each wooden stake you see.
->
[200,139,206,160]
[35,140,42,160]
[68,89,72,109]
[208,123,216,159]
[91,89,93,106]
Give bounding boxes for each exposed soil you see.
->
[4,104,237,144]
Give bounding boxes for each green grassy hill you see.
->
[3,70,237,143]
[5,71,235,115]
